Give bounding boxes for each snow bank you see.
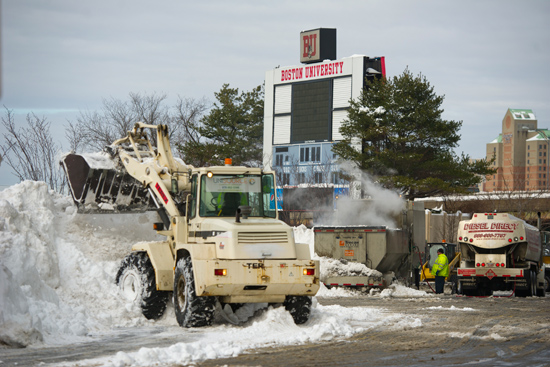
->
[380,283,433,298]
[0,181,161,347]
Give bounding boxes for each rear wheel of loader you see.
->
[116,252,169,320]
[283,295,312,325]
[173,256,216,328]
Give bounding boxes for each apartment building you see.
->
[485,108,550,192]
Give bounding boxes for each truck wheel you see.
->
[545,275,550,292]
[535,270,546,297]
[450,274,458,295]
[173,256,216,328]
[283,295,312,324]
[116,252,169,320]
[516,270,535,297]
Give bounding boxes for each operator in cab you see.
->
[431,248,449,294]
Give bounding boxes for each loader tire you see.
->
[116,252,169,320]
[284,295,312,325]
[173,256,216,328]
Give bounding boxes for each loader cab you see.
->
[191,171,277,219]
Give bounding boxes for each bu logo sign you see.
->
[302,34,317,58]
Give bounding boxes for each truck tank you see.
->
[456,213,545,297]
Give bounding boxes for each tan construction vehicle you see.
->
[61,122,319,327]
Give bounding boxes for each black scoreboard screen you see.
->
[291,80,331,143]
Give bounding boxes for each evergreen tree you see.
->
[333,68,494,200]
[179,83,264,167]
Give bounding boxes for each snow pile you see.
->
[319,257,383,280]
[380,283,434,298]
[0,181,161,347]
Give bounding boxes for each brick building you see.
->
[485,108,550,192]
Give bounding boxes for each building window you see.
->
[275,154,284,166]
[311,147,321,162]
[300,146,321,163]
[314,172,323,183]
[332,172,339,184]
[300,147,309,162]
[282,173,290,185]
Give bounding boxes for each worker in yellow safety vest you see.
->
[431,248,449,294]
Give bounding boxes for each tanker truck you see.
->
[456,213,545,297]
[61,122,319,327]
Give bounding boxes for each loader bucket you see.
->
[61,153,155,213]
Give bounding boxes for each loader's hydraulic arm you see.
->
[61,122,192,216]
[113,122,192,218]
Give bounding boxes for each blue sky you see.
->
[1,0,549,186]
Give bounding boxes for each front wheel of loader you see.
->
[116,252,169,320]
[173,256,216,328]
[284,295,312,325]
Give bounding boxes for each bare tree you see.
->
[69,98,136,152]
[0,107,65,192]
[173,96,209,161]
[68,93,209,154]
